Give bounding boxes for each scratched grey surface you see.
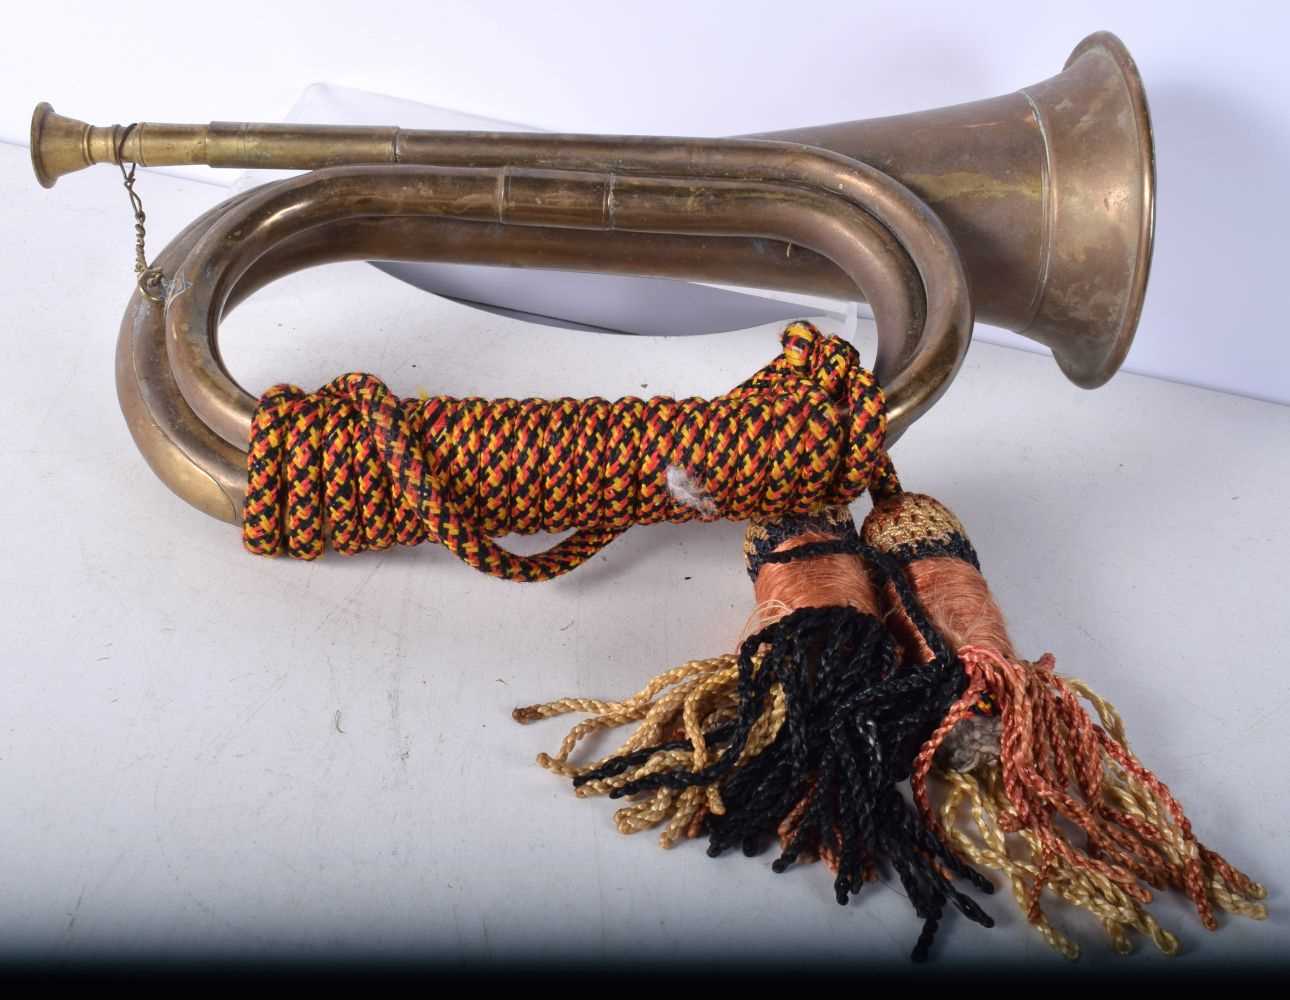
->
[2,141,1288,967]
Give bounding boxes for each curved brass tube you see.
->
[120,160,971,524]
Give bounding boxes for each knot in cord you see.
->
[242,321,888,581]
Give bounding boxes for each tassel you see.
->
[514,505,994,962]
[860,488,1269,958]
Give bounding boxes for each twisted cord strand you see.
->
[909,641,1267,956]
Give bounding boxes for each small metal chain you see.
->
[116,125,166,303]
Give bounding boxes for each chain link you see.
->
[116,125,166,303]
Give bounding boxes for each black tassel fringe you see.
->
[574,603,994,961]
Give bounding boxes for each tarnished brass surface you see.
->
[759,32,1154,387]
[36,31,1154,528]
[33,31,1153,387]
[117,159,970,522]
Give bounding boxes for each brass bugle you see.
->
[31,31,1153,531]
[32,31,1154,388]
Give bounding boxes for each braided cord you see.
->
[243,322,888,581]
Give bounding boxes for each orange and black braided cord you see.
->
[243,321,894,581]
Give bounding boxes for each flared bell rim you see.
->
[1055,32,1156,388]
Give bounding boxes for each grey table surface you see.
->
[2,141,1287,968]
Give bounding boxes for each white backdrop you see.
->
[5,0,1289,402]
